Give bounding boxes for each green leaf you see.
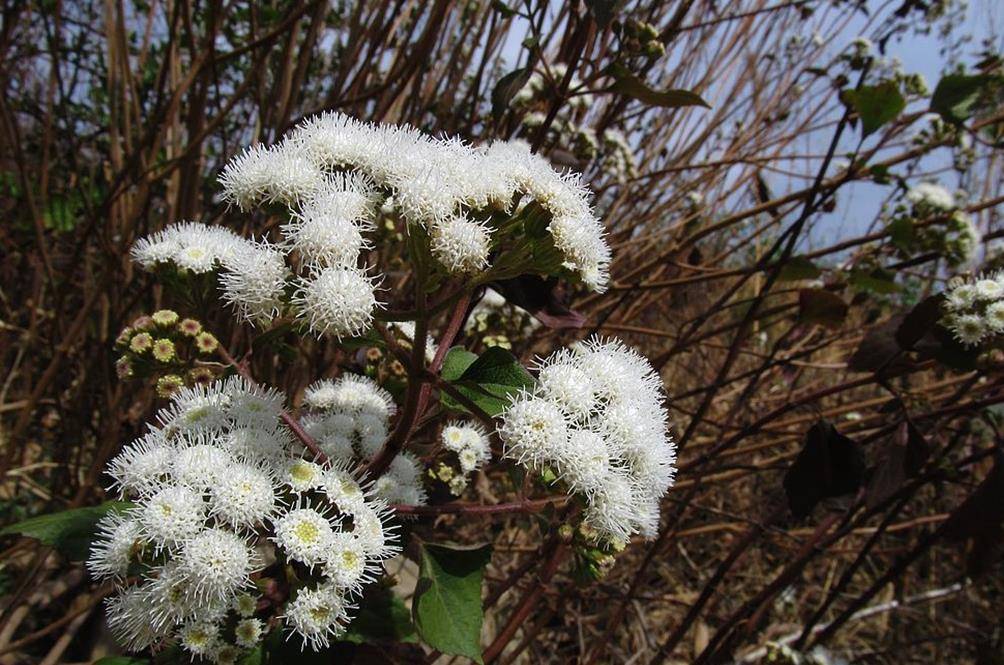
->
[443,347,536,417]
[930,74,998,124]
[343,586,417,644]
[842,81,905,137]
[492,67,534,122]
[413,543,492,663]
[608,64,709,109]
[848,268,899,294]
[777,256,822,281]
[441,346,478,382]
[237,647,263,665]
[798,289,848,328]
[1,501,132,560]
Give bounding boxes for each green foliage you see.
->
[777,256,822,281]
[842,81,905,137]
[0,501,132,561]
[413,542,493,663]
[441,347,536,416]
[930,73,1000,124]
[607,63,709,109]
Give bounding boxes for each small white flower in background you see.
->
[942,272,1004,346]
[906,181,957,213]
[90,378,399,655]
[499,336,676,543]
[441,420,492,480]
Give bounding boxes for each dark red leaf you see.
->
[783,420,866,519]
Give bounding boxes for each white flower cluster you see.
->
[219,112,611,291]
[132,224,289,326]
[90,377,399,656]
[941,272,1004,346]
[498,337,676,544]
[906,181,958,213]
[440,421,492,495]
[301,373,427,507]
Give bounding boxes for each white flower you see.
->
[975,277,1003,301]
[499,336,675,542]
[441,421,491,472]
[945,282,979,311]
[324,532,371,589]
[537,358,596,420]
[131,223,246,273]
[272,507,336,569]
[233,592,258,617]
[347,503,398,560]
[87,511,144,580]
[582,472,641,543]
[209,462,278,529]
[235,617,263,648]
[223,426,290,463]
[220,143,324,208]
[282,458,326,493]
[355,413,390,458]
[219,241,289,325]
[320,468,367,512]
[223,376,284,429]
[106,585,172,651]
[173,440,234,490]
[388,452,423,485]
[177,528,257,604]
[179,619,220,657]
[136,485,206,550]
[558,429,611,495]
[430,215,492,273]
[987,301,1004,332]
[950,313,988,346]
[284,585,349,651]
[293,267,379,339]
[906,181,956,212]
[499,394,569,468]
[107,432,174,496]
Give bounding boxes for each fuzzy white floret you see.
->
[219,240,289,325]
[87,511,144,580]
[292,267,378,339]
[283,584,349,651]
[272,507,336,569]
[209,462,278,529]
[177,528,258,604]
[430,215,492,273]
[107,432,174,497]
[135,484,206,550]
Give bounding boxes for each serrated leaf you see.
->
[798,289,848,328]
[343,586,417,645]
[1,501,132,560]
[842,81,905,137]
[608,65,709,109]
[413,543,492,663]
[777,256,822,282]
[492,67,533,122]
[930,73,999,124]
